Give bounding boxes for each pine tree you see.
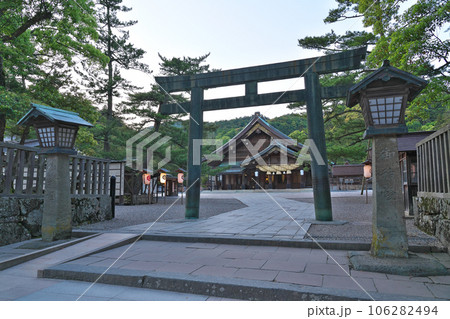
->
[298,0,449,131]
[120,53,216,132]
[81,0,149,152]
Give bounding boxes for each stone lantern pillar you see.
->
[17,104,93,241]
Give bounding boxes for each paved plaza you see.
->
[0,190,449,301]
[115,191,315,240]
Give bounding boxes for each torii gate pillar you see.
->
[186,87,203,218]
[156,47,367,222]
[305,71,332,221]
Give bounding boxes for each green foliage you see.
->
[0,0,106,144]
[0,0,106,84]
[158,53,217,76]
[89,110,136,160]
[289,129,308,144]
[120,53,215,139]
[0,88,31,140]
[324,104,367,164]
[267,113,308,135]
[212,116,252,142]
[0,87,30,119]
[119,84,186,131]
[297,0,449,162]
[119,53,219,175]
[79,0,148,152]
[75,127,99,156]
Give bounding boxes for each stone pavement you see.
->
[0,233,225,301]
[0,241,38,263]
[42,239,450,301]
[1,190,449,301]
[115,192,315,240]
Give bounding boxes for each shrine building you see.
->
[207,112,311,190]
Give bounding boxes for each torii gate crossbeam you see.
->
[155,47,367,221]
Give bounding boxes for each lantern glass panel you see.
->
[58,127,76,148]
[368,96,403,126]
[37,127,56,147]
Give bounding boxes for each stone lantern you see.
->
[347,61,427,258]
[18,104,93,241]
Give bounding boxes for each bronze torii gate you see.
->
[155,47,367,221]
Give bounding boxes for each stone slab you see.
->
[349,251,449,277]
[305,220,348,225]
[138,233,445,253]
[0,234,99,271]
[40,263,435,301]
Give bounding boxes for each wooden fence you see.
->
[70,155,111,196]
[416,124,450,197]
[0,142,111,197]
[0,143,45,196]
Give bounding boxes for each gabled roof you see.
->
[397,131,434,152]
[221,165,244,175]
[347,60,428,108]
[17,103,93,127]
[212,112,302,156]
[241,139,298,167]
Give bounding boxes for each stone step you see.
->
[39,263,432,301]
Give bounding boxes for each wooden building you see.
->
[397,131,434,215]
[207,112,311,190]
[331,164,365,190]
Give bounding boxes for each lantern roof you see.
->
[346,60,428,108]
[17,103,93,127]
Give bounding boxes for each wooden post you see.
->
[92,161,98,195]
[15,150,25,194]
[366,179,368,204]
[4,149,15,194]
[98,162,103,194]
[85,159,92,194]
[286,173,292,189]
[185,87,203,219]
[104,161,110,195]
[26,151,36,194]
[180,183,184,205]
[79,159,85,195]
[71,157,78,194]
[36,155,45,195]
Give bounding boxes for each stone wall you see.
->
[0,195,112,246]
[414,195,450,250]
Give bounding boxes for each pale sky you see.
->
[119,0,368,122]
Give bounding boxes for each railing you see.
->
[70,155,110,196]
[0,142,110,197]
[416,124,450,198]
[0,143,45,196]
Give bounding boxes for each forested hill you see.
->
[208,113,308,142]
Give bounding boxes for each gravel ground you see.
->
[76,198,247,231]
[289,196,442,247]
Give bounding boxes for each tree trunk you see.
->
[19,126,30,144]
[0,113,6,142]
[104,4,113,152]
[0,55,5,141]
[154,103,162,132]
[0,55,5,87]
